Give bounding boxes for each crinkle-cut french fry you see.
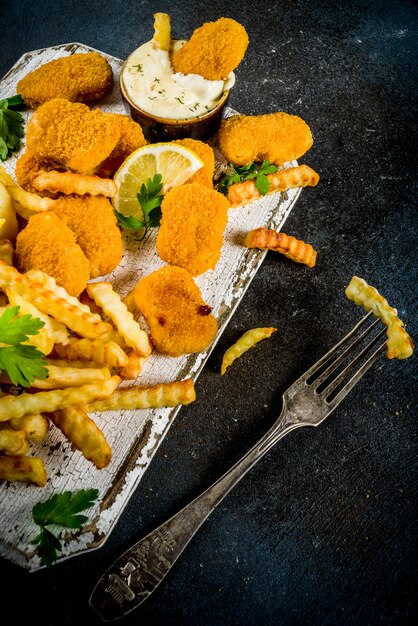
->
[153,12,171,51]
[345,276,414,359]
[120,351,148,380]
[47,406,112,469]
[7,289,68,346]
[0,455,46,486]
[53,337,129,367]
[0,239,14,266]
[97,327,127,347]
[0,375,120,420]
[0,262,111,338]
[0,166,15,188]
[7,186,57,218]
[46,358,104,369]
[0,427,28,454]
[0,301,53,355]
[32,171,117,197]
[26,269,93,314]
[84,378,196,412]
[9,413,49,442]
[221,327,277,375]
[87,282,152,357]
[31,364,111,390]
[244,228,317,267]
[228,164,320,208]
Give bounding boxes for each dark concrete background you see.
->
[1,0,417,624]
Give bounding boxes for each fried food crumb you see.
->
[17,52,113,109]
[133,265,218,356]
[15,211,90,296]
[156,182,229,276]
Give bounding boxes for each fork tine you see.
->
[320,325,387,399]
[310,316,382,389]
[300,311,374,383]
[326,341,387,409]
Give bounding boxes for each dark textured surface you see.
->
[1,1,417,624]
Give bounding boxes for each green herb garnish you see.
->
[0,306,48,387]
[0,95,25,161]
[217,160,278,196]
[115,174,164,240]
[30,489,99,567]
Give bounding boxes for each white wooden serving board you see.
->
[0,43,301,570]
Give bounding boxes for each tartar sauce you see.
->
[121,40,235,120]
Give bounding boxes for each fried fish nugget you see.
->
[244,228,317,267]
[218,113,313,166]
[221,327,277,375]
[0,455,46,486]
[48,406,112,469]
[32,170,117,197]
[133,265,218,356]
[96,113,148,178]
[228,164,320,208]
[172,17,249,80]
[0,375,120,420]
[15,212,90,296]
[83,378,196,412]
[156,183,229,276]
[174,138,214,188]
[17,52,113,108]
[26,99,120,174]
[345,276,414,359]
[52,195,123,278]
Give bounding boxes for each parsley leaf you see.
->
[115,174,164,240]
[217,160,279,197]
[0,95,25,161]
[0,306,48,386]
[30,489,99,567]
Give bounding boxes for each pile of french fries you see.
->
[0,243,196,487]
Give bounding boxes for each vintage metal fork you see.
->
[90,312,386,621]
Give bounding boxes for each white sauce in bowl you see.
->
[121,40,235,120]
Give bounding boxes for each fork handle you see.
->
[90,407,302,621]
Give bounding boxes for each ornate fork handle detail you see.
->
[89,407,302,622]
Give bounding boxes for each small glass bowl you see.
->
[120,63,230,143]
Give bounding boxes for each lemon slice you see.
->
[112,142,204,218]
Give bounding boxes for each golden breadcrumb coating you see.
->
[17,52,113,109]
[133,265,218,356]
[172,17,249,80]
[26,99,120,174]
[96,113,148,177]
[52,195,123,278]
[15,151,57,195]
[173,138,214,188]
[157,183,229,276]
[217,113,313,166]
[15,212,90,296]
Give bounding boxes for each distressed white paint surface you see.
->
[0,44,301,570]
